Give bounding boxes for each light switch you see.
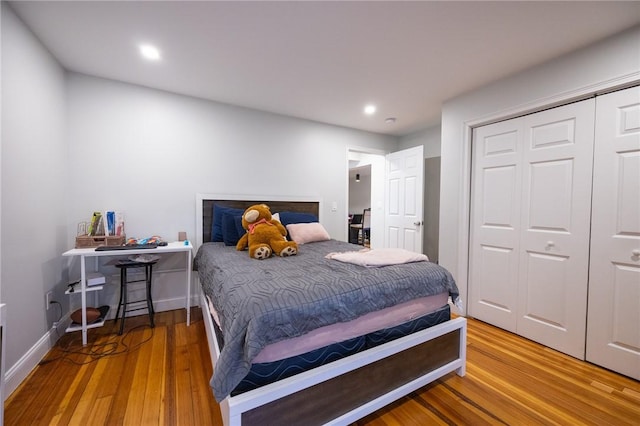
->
[331,201,337,212]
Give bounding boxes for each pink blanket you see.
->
[325,248,428,267]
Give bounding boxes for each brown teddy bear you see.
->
[236,204,298,259]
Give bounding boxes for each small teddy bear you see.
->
[236,204,298,259]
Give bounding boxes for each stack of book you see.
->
[88,211,125,237]
[86,272,106,287]
[66,272,106,293]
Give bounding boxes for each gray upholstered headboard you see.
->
[196,194,321,247]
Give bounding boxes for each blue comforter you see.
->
[194,239,459,401]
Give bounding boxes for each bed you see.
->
[194,194,467,426]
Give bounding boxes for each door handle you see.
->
[632,249,640,257]
[413,221,423,227]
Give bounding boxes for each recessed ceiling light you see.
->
[139,44,161,61]
[364,104,376,115]
[385,117,397,124]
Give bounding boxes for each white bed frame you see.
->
[195,194,467,425]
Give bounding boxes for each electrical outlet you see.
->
[46,290,54,310]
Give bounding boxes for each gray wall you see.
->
[66,73,397,244]
[440,25,640,312]
[1,3,69,390]
[423,157,440,263]
[398,125,441,158]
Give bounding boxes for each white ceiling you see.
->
[8,1,640,136]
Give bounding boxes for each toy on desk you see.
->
[95,236,166,251]
[126,236,165,246]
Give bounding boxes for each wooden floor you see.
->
[5,308,639,425]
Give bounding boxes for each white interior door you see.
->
[469,117,523,332]
[586,86,640,379]
[385,146,424,253]
[516,99,595,359]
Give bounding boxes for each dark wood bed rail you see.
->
[242,329,461,425]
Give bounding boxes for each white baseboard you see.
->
[4,321,63,399]
[3,295,194,401]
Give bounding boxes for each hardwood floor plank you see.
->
[163,316,178,426]
[398,392,459,425]
[103,322,147,425]
[465,360,573,424]
[141,326,167,425]
[420,381,507,425]
[439,373,546,424]
[123,327,155,424]
[90,395,114,425]
[174,321,196,426]
[188,323,219,426]
[194,315,222,425]
[622,387,640,400]
[66,353,110,425]
[49,359,97,426]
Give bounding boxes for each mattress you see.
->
[195,239,459,400]
[208,291,449,363]
[231,304,451,395]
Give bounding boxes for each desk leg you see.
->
[186,250,192,326]
[80,255,88,346]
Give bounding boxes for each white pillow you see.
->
[271,212,281,223]
[286,222,330,244]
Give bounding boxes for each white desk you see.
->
[62,241,193,345]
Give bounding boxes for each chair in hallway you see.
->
[349,213,363,244]
[361,208,371,246]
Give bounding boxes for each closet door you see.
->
[470,99,595,359]
[469,117,523,332]
[516,100,595,359]
[586,86,640,379]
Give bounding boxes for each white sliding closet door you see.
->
[470,99,595,359]
[516,100,595,359]
[469,117,523,332]
[586,86,640,380]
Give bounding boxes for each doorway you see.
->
[347,149,385,248]
[348,165,371,245]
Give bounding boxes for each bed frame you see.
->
[195,194,467,426]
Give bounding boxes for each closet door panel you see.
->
[469,118,522,331]
[522,251,569,326]
[587,86,640,379]
[517,99,595,359]
[527,159,574,231]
